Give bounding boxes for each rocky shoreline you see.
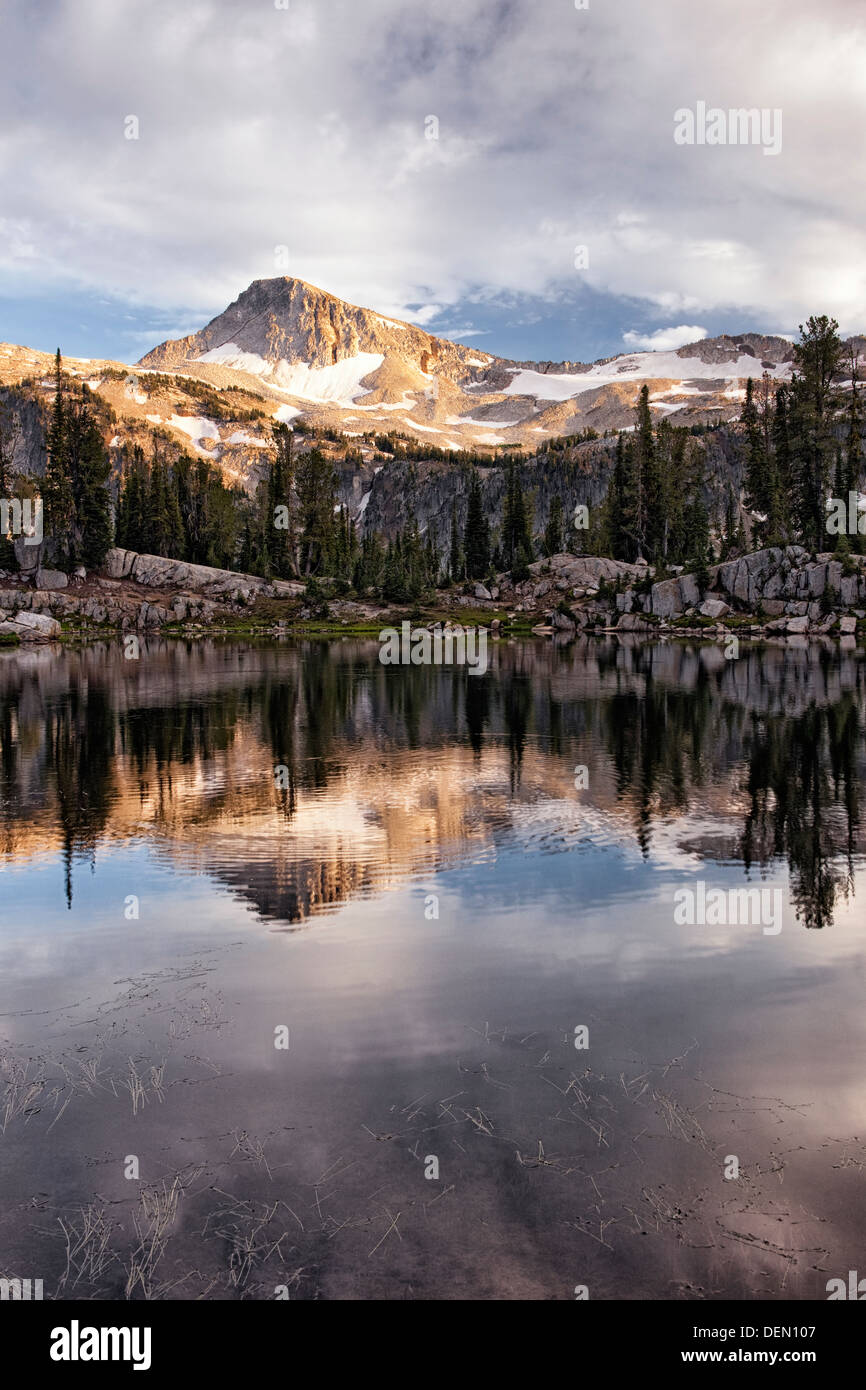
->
[1,544,864,644]
[505,547,866,641]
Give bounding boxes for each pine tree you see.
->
[143,449,167,555]
[463,470,490,580]
[502,458,532,570]
[771,383,792,529]
[448,501,462,583]
[116,445,149,550]
[544,495,564,556]
[425,530,440,587]
[720,486,745,559]
[685,493,712,590]
[43,350,75,560]
[844,341,864,553]
[632,385,664,560]
[54,393,112,567]
[269,424,296,577]
[383,532,408,602]
[164,465,184,558]
[789,315,843,550]
[296,447,336,575]
[606,432,633,561]
[742,373,786,546]
[742,378,762,489]
[655,419,691,563]
[0,391,20,569]
[353,530,384,595]
[75,408,113,566]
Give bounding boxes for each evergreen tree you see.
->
[632,385,664,559]
[115,446,145,549]
[296,447,337,575]
[73,406,113,566]
[425,529,440,587]
[448,501,462,583]
[788,315,843,550]
[43,350,75,557]
[742,373,785,545]
[685,490,712,590]
[383,532,408,602]
[353,530,384,595]
[655,419,691,563]
[0,392,20,569]
[719,485,745,559]
[771,383,792,526]
[606,432,633,561]
[464,470,490,579]
[844,342,864,553]
[544,495,564,556]
[502,458,532,569]
[268,423,296,577]
[742,379,764,502]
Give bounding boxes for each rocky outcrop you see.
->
[649,573,701,617]
[479,547,865,643]
[0,608,61,640]
[0,548,311,635]
[36,567,68,590]
[716,548,866,615]
[105,549,303,603]
[502,552,646,610]
[620,548,866,626]
[0,585,201,631]
[138,276,491,383]
[616,612,655,632]
[699,598,731,619]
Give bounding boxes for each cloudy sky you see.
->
[1,0,865,364]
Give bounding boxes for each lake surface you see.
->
[1,634,864,1300]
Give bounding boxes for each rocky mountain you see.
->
[2,278,861,560]
[136,276,799,450]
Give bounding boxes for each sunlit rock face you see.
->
[137,278,801,450]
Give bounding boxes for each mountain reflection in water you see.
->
[0,636,861,930]
[1,635,865,1301]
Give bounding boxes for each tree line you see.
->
[740,315,864,554]
[24,318,866,592]
[42,350,113,568]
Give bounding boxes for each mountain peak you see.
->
[133,276,834,450]
[139,275,491,378]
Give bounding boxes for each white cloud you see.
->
[0,0,865,339]
[623,325,708,352]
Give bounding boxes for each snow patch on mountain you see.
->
[170,415,220,442]
[502,351,791,402]
[226,430,268,447]
[198,344,384,405]
[169,416,223,455]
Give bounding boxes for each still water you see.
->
[0,635,864,1300]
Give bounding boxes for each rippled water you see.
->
[0,635,864,1299]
